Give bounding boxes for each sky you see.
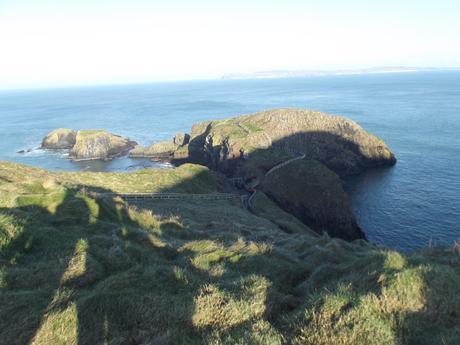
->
[0,0,459,89]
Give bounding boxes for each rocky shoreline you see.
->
[41,108,396,241]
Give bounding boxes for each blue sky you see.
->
[1,0,459,89]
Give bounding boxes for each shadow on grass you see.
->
[0,167,459,344]
[0,173,309,344]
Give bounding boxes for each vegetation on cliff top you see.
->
[1,161,459,345]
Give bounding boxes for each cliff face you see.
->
[69,130,137,161]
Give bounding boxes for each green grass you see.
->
[76,130,108,136]
[0,161,217,195]
[0,161,459,344]
[240,121,263,133]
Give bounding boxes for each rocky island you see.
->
[42,128,137,161]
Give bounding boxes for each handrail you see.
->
[91,192,241,200]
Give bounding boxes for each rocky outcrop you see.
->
[41,129,136,161]
[69,131,137,161]
[41,128,77,149]
[261,159,365,241]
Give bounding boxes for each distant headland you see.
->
[221,66,458,80]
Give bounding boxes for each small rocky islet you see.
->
[41,128,137,161]
[41,108,396,241]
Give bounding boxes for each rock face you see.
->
[41,128,77,149]
[69,131,137,161]
[261,159,365,241]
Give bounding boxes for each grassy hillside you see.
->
[0,161,459,344]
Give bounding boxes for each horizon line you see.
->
[1,66,459,92]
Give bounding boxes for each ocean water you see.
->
[1,71,459,251]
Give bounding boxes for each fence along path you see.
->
[79,152,304,206]
[91,192,241,201]
[264,153,306,177]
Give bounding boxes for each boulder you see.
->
[69,130,137,161]
[41,128,77,149]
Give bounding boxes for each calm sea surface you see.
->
[1,71,459,251]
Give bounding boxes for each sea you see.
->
[1,71,459,252]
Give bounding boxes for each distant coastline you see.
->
[221,66,458,80]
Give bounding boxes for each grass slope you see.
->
[0,161,459,345]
